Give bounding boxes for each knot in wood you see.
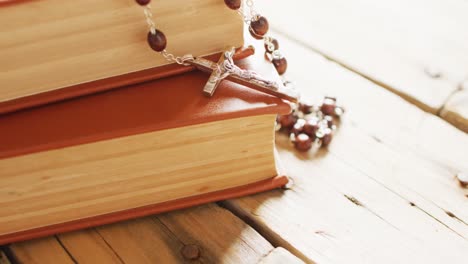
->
[181,244,200,260]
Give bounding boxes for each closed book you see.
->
[0,0,243,113]
[0,50,291,244]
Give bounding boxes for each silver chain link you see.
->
[237,0,258,24]
[141,3,194,65]
[161,50,194,66]
[238,1,282,57]
[143,5,156,35]
[141,1,280,65]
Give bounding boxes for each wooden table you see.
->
[2,1,467,263]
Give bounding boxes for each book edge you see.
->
[0,47,255,115]
[0,175,288,245]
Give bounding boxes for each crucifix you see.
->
[188,48,300,103]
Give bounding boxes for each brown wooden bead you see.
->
[249,16,269,39]
[322,128,333,147]
[298,102,313,114]
[321,98,336,116]
[135,0,151,5]
[290,119,306,136]
[224,0,241,10]
[324,115,334,127]
[249,27,263,40]
[294,133,312,151]
[264,38,279,53]
[147,30,167,52]
[277,113,297,129]
[272,57,287,75]
[303,117,319,139]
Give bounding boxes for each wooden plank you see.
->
[9,236,74,264]
[440,85,468,132]
[258,247,304,264]
[0,250,11,264]
[223,33,468,263]
[151,203,274,264]
[58,230,123,264]
[256,0,468,113]
[9,204,276,263]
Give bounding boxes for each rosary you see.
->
[135,0,344,152]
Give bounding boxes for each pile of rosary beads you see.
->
[136,0,345,153]
[276,97,344,151]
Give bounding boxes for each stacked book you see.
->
[0,0,290,244]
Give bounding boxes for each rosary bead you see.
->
[277,113,297,129]
[224,0,241,10]
[322,128,333,147]
[324,115,334,127]
[135,0,151,5]
[272,57,288,75]
[294,133,313,151]
[264,38,279,53]
[147,30,167,52]
[320,97,336,116]
[249,16,269,39]
[334,106,345,117]
[303,117,319,138]
[298,102,313,114]
[290,119,306,135]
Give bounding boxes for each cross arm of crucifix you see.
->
[188,48,299,103]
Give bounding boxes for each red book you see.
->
[0,49,291,244]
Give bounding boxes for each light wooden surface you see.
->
[256,0,468,127]
[440,86,468,132]
[0,0,243,103]
[258,248,305,264]
[6,1,468,263]
[10,204,275,264]
[221,33,468,263]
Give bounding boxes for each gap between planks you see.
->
[7,203,305,264]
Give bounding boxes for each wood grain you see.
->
[58,230,123,264]
[9,236,74,264]
[258,247,305,264]
[10,204,276,264]
[440,85,468,133]
[0,0,243,103]
[223,33,468,264]
[0,115,277,237]
[256,0,468,114]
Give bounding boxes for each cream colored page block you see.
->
[0,115,276,236]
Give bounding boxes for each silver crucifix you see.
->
[188,48,299,103]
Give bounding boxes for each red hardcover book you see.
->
[0,49,291,244]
